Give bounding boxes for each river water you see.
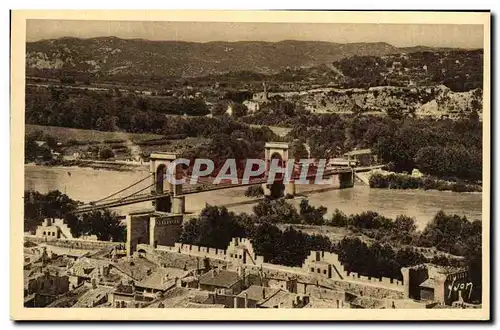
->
[24,165,483,230]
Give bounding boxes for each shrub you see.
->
[99,147,115,160]
[329,208,348,227]
[245,185,264,198]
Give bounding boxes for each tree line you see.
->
[24,190,125,242]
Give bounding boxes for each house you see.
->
[134,267,186,294]
[198,269,242,295]
[243,100,261,113]
[24,269,70,307]
[72,286,113,308]
[257,289,309,308]
[67,257,115,288]
[345,293,386,309]
[236,285,280,308]
[344,149,376,167]
[108,282,156,308]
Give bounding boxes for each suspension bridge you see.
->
[70,166,354,214]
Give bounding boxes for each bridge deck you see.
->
[72,168,353,214]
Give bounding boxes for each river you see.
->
[24,165,483,230]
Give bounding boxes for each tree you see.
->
[24,190,80,232]
[245,185,264,198]
[179,205,247,249]
[393,215,417,234]
[99,147,114,160]
[253,199,301,224]
[299,199,327,225]
[231,102,248,118]
[290,140,309,160]
[78,209,126,241]
[211,102,227,117]
[329,208,348,227]
[250,222,282,263]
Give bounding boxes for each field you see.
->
[26,124,211,160]
[249,124,292,137]
[26,124,165,144]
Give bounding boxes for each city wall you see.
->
[141,238,404,294]
[302,250,404,291]
[24,234,124,251]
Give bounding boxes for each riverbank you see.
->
[25,164,482,229]
[26,159,149,172]
[367,171,482,193]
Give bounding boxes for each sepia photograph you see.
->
[10,10,490,321]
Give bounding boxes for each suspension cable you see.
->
[92,173,153,203]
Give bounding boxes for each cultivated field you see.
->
[26,124,165,144]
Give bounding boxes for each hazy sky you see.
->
[26,20,484,48]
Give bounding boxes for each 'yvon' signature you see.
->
[447,278,473,299]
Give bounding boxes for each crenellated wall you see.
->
[143,239,405,293]
[302,250,404,291]
[24,234,124,250]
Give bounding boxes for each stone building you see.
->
[401,264,470,306]
[344,149,376,167]
[198,269,242,295]
[24,269,70,307]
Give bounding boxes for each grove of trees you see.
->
[24,190,125,241]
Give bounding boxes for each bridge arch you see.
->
[263,142,295,198]
[150,152,182,196]
[155,164,166,193]
[150,152,185,214]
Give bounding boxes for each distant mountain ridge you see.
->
[25,37,472,78]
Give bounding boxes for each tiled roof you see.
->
[258,290,299,308]
[135,267,186,291]
[199,270,240,288]
[305,297,338,308]
[419,278,436,288]
[237,285,280,302]
[147,287,193,308]
[350,296,385,309]
[73,287,113,308]
[113,257,158,281]
[184,302,226,308]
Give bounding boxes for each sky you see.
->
[26,20,484,49]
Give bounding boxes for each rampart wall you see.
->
[143,238,404,293]
[24,234,124,250]
[302,250,404,291]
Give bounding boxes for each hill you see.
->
[26,37,466,79]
